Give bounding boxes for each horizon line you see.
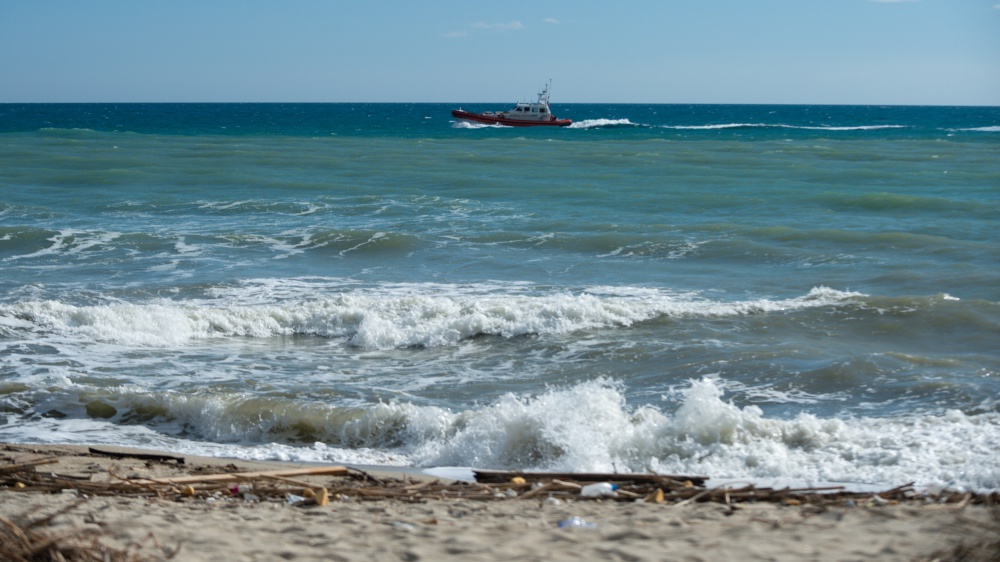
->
[3,101,999,108]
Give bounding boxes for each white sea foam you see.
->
[4,376,997,489]
[568,118,637,129]
[404,377,1000,489]
[664,123,768,130]
[1,285,863,349]
[451,121,511,129]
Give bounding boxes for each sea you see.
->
[1,103,999,491]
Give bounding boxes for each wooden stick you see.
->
[0,458,60,474]
[129,465,348,485]
[473,470,708,486]
[257,475,318,488]
[672,488,715,508]
[516,482,556,501]
[88,447,185,464]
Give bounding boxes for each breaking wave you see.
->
[5,377,998,489]
[0,286,862,349]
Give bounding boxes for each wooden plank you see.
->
[473,470,708,487]
[129,466,348,485]
[0,458,60,474]
[89,447,185,464]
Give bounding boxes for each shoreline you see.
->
[2,442,998,561]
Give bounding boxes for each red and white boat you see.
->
[452,81,572,127]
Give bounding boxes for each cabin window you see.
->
[532,107,538,112]
[540,108,547,113]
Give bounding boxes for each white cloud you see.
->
[543,18,560,24]
[444,20,526,39]
[471,21,525,31]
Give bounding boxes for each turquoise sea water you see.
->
[2,103,999,489]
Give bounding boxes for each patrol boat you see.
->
[451,81,572,127]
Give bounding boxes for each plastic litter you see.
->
[558,516,598,528]
[580,482,618,498]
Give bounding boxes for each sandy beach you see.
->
[1,443,997,562]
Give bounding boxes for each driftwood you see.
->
[0,500,163,562]
[0,457,60,474]
[473,469,708,488]
[128,466,349,485]
[88,447,186,465]
[1,455,997,509]
[3,453,999,562]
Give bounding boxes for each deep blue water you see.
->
[2,102,998,139]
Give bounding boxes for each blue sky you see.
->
[2,0,998,105]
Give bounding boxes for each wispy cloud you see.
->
[444,20,525,38]
[543,18,560,24]
[471,21,525,31]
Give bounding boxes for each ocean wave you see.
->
[6,377,998,489]
[36,127,100,134]
[0,225,420,265]
[0,286,863,349]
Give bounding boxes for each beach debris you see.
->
[0,501,160,562]
[558,516,598,529]
[475,470,708,488]
[645,488,665,504]
[0,457,60,475]
[128,465,349,485]
[1,453,998,511]
[580,482,618,498]
[88,447,185,465]
[390,521,416,532]
[230,483,253,495]
[315,487,330,506]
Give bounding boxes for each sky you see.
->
[1,0,998,105]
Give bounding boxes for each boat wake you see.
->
[568,118,641,129]
[451,121,512,129]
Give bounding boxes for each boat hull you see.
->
[452,109,571,127]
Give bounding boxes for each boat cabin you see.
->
[499,84,556,122]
